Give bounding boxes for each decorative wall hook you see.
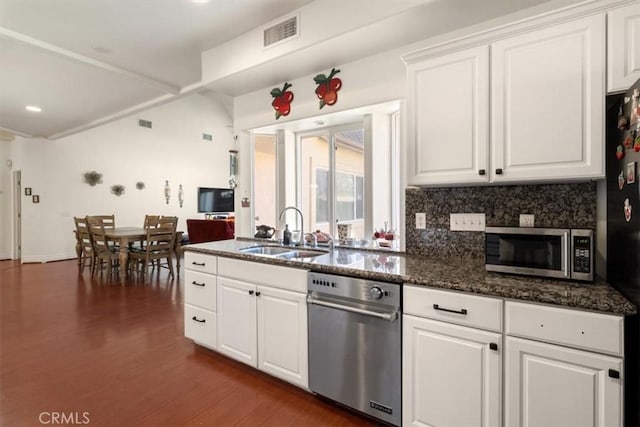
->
[111,185,125,196]
[164,180,171,204]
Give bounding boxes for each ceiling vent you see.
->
[138,119,152,129]
[263,15,298,48]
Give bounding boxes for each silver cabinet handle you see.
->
[307,295,398,321]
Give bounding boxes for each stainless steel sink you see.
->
[238,245,328,260]
[238,246,294,255]
[277,249,329,260]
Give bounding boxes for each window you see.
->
[299,125,365,239]
[253,135,276,227]
[249,101,401,246]
[316,169,363,224]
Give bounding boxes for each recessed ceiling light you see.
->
[25,105,42,113]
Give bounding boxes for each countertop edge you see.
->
[183,245,637,316]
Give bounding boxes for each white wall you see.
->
[10,93,233,262]
[233,47,406,132]
[201,0,425,83]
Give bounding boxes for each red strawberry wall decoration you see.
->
[270,82,294,119]
[314,68,342,109]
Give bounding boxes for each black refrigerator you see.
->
[606,77,640,427]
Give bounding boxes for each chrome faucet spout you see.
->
[279,206,304,246]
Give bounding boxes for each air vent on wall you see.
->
[138,119,152,129]
[202,133,212,141]
[264,15,298,48]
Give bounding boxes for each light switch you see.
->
[415,213,426,229]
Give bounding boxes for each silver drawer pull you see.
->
[433,304,468,315]
[307,296,398,321]
[192,281,205,287]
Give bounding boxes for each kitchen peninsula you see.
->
[183,238,636,427]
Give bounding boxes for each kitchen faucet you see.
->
[279,206,304,246]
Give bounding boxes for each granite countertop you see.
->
[183,239,637,316]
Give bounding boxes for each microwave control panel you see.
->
[573,235,592,274]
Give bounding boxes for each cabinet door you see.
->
[256,285,308,388]
[403,315,501,427]
[491,14,605,182]
[216,277,257,367]
[406,45,489,185]
[608,2,640,93]
[505,336,623,427]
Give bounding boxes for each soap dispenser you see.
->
[283,224,291,245]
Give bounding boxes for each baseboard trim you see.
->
[21,253,77,263]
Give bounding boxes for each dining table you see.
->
[105,227,183,283]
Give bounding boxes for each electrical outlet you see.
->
[415,213,426,229]
[519,214,535,227]
[450,213,486,231]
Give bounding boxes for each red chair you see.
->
[186,219,234,244]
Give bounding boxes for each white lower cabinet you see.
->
[184,253,218,350]
[257,284,308,386]
[216,276,257,365]
[403,315,502,427]
[403,286,503,427]
[505,301,624,427]
[505,336,623,427]
[216,257,308,389]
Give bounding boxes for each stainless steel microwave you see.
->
[485,227,594,281]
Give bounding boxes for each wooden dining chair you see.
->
[73,217,95,274]
[130,216,178,278]
[87,216,120,278]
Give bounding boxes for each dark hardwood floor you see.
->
[0,259,379,426]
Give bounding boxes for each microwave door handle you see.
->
[562,231,569,278]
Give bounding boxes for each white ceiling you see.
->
[0,0,564,140]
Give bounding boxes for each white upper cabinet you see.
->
[406,45,490,186]
[608,2,640,93]
[405,12,607,186]
[491,14,606,182]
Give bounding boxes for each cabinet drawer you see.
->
[184,270,216,311]
[218,257,307,293]
[184,252,217,275]
[404,286,503,332]
[184,304,217,350]
[505,301,624,356]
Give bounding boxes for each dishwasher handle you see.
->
[307,295,398,321]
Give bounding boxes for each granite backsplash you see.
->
[405,182,597,259]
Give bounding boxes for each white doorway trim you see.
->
[13,170,21,260]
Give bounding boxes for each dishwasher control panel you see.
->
[308,272,401,306]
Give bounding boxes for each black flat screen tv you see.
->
[197,187,235,213]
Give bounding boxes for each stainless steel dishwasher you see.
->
[307,272,401,426]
